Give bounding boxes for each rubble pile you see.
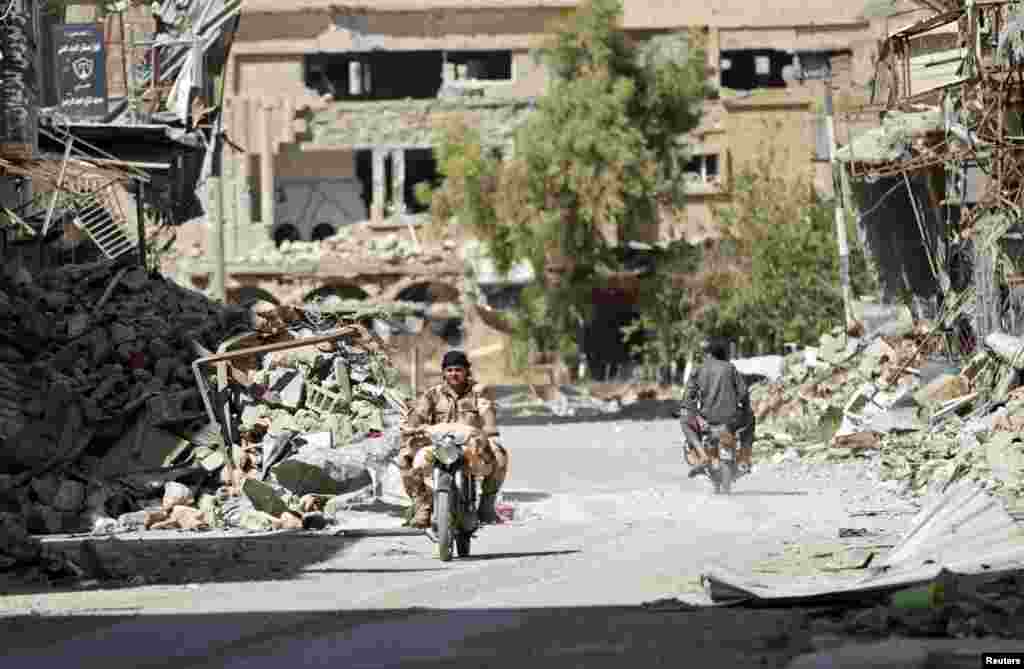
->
[0,262,413,581]
[94,306,412,537]
[749,303,1024,508]
[0,257,247,574]
[182,220,460,268]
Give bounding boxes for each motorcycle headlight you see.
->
[435,441,462,466]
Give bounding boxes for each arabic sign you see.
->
[53,23,108,121]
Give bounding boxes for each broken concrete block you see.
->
[913,374,969,411]
[0,512,42,563]
[52,480,87,512]
[30,473,61,507]
[985,432,1024,489]
[162,482,193,509]
[117,510,149,529]
[3,421,61,471]
[295,432,334,450]
[67,312,90,338]
[142,509,169,529]
[119,268,150,293]
[0,346,23,363]
[146,389,203,426]
[271,446,373,497]
[268,368,305,409]
[95,423,193,477]
[150,505,208,531]
[24,503,65,534]
[238,509,277,531]
[242,478,289,517]
[109,323,137,346]
[279,510,303,530]
[986,332,1024,367]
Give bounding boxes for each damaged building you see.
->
[159,0,927,380]
[837,0,1024,349]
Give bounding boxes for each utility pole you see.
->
[209,118,226,302]
[824,70,854,331]
[802,52,854,330]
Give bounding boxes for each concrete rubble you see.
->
[0,260,414,583]
[749,301,1024,513]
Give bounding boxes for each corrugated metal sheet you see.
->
[702,481,1024,606]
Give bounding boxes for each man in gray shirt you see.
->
[681,336,752,478]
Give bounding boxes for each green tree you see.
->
[702,153,876,353]
[427,0,709,366]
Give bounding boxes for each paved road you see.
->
[1,419,889,668]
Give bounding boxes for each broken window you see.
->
[445,51,513,82]
[719,49,793,90]
[305,51,443,100]
[405,149,439,214]
[684,154,721,187]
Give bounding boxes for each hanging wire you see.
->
[0,0,17,23]
[856,178,906,223]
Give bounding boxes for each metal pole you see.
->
[411,346,419,397]
[136,180,147,269]
[210,124,226,302]
[825,71,853,330]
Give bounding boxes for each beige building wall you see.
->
[227,7,563,101]
[234,55,313,100]
[275,147,356,180]
[724,102,817,184]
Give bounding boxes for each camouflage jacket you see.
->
[405,381,499,437]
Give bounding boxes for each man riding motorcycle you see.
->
[399,350,509,528]
[680,336,754,479]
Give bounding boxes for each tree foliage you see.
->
[427,0,709,365]
[698,154,877,353]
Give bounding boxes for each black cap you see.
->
[442,350,471,370]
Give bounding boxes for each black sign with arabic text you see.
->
[53,23,108,121]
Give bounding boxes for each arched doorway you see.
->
[273,224,301,246]
[311,223,336,242]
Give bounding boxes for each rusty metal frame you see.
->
[190,324,411,480]
[191,328,360,480]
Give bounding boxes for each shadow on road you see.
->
[1,532,364,597]
[0,603,814,669]
[343,500,410,518]
[459,549,581,562]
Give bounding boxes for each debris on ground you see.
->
[496,383,677,419]
[703,482,1024,644]
[749,300,1024,511]
[0,260,413,584]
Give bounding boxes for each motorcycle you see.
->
[423,423,480,561]
[680,413,746,495]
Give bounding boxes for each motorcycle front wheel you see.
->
[436,490,453,561]
[719,461,733,494]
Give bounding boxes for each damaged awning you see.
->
[835,109,944,166]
